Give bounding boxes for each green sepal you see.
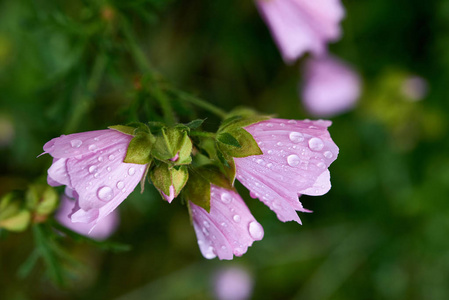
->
[25,184,58,216]
[184,170,211,212]
[108,125,135,136]
[217,128,262,158]
[185,119,206,129]
[124,132,155,164]
[152,127,193,164]
[197,165,233,190]
[219,115,271,133]
[0,192,31,232]
[217,132,241,148]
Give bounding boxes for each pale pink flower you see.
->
[189,185,264,260]
[234,118,338,223]
[43,129,146,228]
[214,266,254,300]
[401,76,428,101]
[302,55,361,117]
[56,195,119,240]
[256,0,345,64]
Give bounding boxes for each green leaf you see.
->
[185,119,206,129]
[217,132,241,148]
[124,132,155,164]
[218,128,262,158]
[184,171,211,212]
[198,165,233,190]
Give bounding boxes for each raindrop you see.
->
[203,221,210,228]
[308,137,324,151]
[221,222,227,227]
[94,138,99,141]
[98,156,103,162]
[116,181,124,189]
[202,227,210,236]
[70,139,82,148]
[266,123,274,127]
[289,132,304,143]
[221,193,232,204]
[280,123,285,127]
[128,167,135,176]
[256,159,264,165]
[233,215,241,222]
[287,154,300,167]
[267,150,273,154]
[204,246,216,259]
[88,165,97,174]
[276,142,283,147]
[94,173,99,178]
[88,144,98,152]
[108,154,115,161]
[248,221,264,239]
[267,163,273,169]
[107,166,111,172]
[324,151,333,159]
[221,246,227,250]
[97,186,114,201]
[317,162,326,169]
[288,120,297,124]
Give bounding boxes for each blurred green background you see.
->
[1,0,449,299]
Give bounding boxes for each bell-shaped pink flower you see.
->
[256,0,345,64]
[302,55,361,117]
[234,119,339,224]
[214,266,254,300]
[189,185,264,260]
[43,129,146,228]
[56,195,119,240]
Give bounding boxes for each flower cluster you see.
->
[43,114,338,260]
[256,0,361,116]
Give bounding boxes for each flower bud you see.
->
[25,184,59,222]
[0,192,31,232]
[152,127,192,165]
[150,163,188,203]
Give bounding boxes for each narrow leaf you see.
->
[217,132,241,148]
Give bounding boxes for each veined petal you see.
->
[43,129,132,159]
[47,158,71,187]
[235,118,338,223]
[190,185,264,260]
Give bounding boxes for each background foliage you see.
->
[1,0,449,299]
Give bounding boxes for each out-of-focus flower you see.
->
[56,195,119,240]
[256,0,345,64]
[0,116,14,147]
[234,118,339,223]
[43,129,147,228]
[301,55,361,117]
[189,185,264,260]
[214,266,254,300]
[400,76,428,101]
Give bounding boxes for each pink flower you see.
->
[214,266,254,300]
[401,76,428,101]
[43,129,146,228]
[256,0,345,64]
[301,55,361,117]
[56,195,119,240]
[234,118,338,223]
[189,185,264,260]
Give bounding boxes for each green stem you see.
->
[121,17,176,126]
[172,89,227,119]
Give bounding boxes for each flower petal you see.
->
[235,119,338,223]
[47,158,72,187]
[66,139,146,225]
[43,129,131,159]
[256,0,345,63]
[190,185,264,260]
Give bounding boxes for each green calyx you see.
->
[152,127,193,165]
[149,163,188,200]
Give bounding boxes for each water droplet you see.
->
[88,181,92,186]
[122,188,126,193]
[276,142,283,147]
[204,246,216,259]
[97,186,114,201]
[108,154,115,161]
[273,202,281,209]
[88,144,98,152]
[88,165,97,174]
[256,159,264,165]
[94,173,99,178]
[267,150,273,154]
[202,227,210,236]
[280,123,285,127]
[221,246,227,250]
[221,193,232,204]
[117,181,124,189]
[289,132,304,143]
[203,221,210,228]
[98,156,103,162]
[70,139,82,148]
[248,221,264,239]
[324,151,333,159]
[287,154,300,167]
[309,125,318,129]
[266,123,274,128]
[233,215,241,222]
[107,167,111,172]
[308,137,324,151]
[267,163,273,169]
[128,167,135,176]
[317,162,326,169]
[288,120,297,124]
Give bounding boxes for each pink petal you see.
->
[43,129,132,159]
[302,55,361,117]
[56,195,119,240]
[189,185,264,260]
[235,119,338,223]
[256,0,345,63]
[162,185,175,203]
[47,158,71,187]
[66,140,146,225]
[214,267,254,300]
